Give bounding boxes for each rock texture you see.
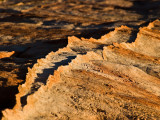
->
[2,20,160,120]
[0,0,160,120]
[0,51,14,59]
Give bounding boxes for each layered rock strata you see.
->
[2,20,160,120]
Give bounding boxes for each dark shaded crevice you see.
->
[76,28,113,39]
[0,86,18,119]
[0,13,45,23]
[127,30,138,43]
[0,8,21,14]
[138,18,160,28]
[132,0,160,20]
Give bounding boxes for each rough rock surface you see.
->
[0,0,160,120]
[2,20,160,120]
[0,51,14,59]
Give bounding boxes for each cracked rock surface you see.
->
[0,0,160,120]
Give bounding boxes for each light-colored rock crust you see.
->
[2,20,160,120]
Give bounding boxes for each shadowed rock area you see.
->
[0,0,160,120]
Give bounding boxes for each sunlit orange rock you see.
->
[0,51,14,59]
[2,20,160,120]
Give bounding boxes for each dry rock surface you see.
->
[0,0,160,120]
[1,20,160,120]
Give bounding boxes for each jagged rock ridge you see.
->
[2,20,160,120]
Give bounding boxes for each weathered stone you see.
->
[2,20,160,120]
[0,0,160,119]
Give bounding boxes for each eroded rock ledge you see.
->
[2,20,160,120]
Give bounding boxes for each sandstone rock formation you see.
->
[0,51,14,59]
[2,20,160,120]
[0,0,160,120]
